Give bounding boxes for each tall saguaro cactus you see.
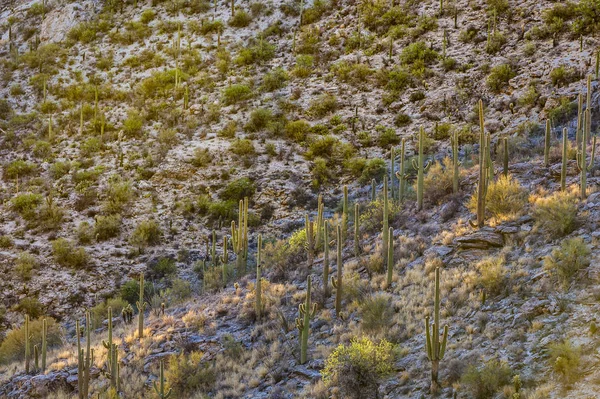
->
[386,227,394,289]
[256,234,263,321]
[470,100,489,228]
[425,267,449,394]
[544,119,551,167]
[323,220,330,297]
[24,315,31,373]
[397,138,407,202]
[332,225,343,318]
[382,176,389,263]
[102,307,119,390]
[78,312,94,399]
[137,275,147,339]
[232,198,249,276]
[390,146,396,201]
[561,128,568,191]
[452,129,460,193]
[412,127,432,210]
[577,76,596,199]
[296,275,317,365]
[354,203,360,258]
[342,185,349,242]
[154,360,172,398]
[305,214,315,270]
[41,317,47,373]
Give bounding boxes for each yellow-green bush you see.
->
[548,340,581,383]
[460,359,512,399]
[52,238,89,269]
[94,214,122,240]
[130,219,162,250]
[422,157,455,206]
[475,256,507,296]
[474,174,527,220]
[165,352,216,396]
[0,317,62,364]
[544,237,590,286]
[532,190,578,237]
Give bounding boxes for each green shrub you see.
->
[166,352,216,396]
[229,9,252,27]
[548,340,581,383]
[544,237,590,286]
[322,337,395,399]
[52,238,89,269]
[377,126,400,148]
[307,94,338,118]
[245,108,273,132]
[285,119,311,142]
[220,177,256,201]
[485,31,506,54]
[94,214,122,240]
[164,278,193,303]
[301,0,327,24]
[461,359,512,399]
[222,84,253,105]
[550,66,580,87]
[472,174,527,220]
[140,8,156,23]
[422,157,454,205]
[148,257,178,279]
[311,157,333,187]
[261,67,289,91]
[532,190,578,237]
[292,54,314,78]
[120,279,154,306]
[192,148,213,167]
[0,317,61,365]
[89,297,128,329]
[4,160,37,180]
[102,178,133,214]
[130,219,162,250]
[123,110,144,137]
[235,40,275,65]
[400,41,438,65]
[230,139,256,156]
[15,252,37,280]
[0,235,14,248]
[486,64,516,93]
[37,196,65,231]
[475,256,507,296]
[77,221,94,244]
[11,193,42,220]
[359,293,394,333]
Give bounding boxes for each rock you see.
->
[40,2,96,43]
[424,245,453,258]
[455,230,504,249]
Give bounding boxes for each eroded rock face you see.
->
[40,1,98,43]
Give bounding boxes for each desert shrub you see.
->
[322,337,395,399]
[230,139,256,157]
[548,340,581,383]
[77,221,94,244]
[130,219,162,250]
[235,40,275,65]
[52,238,89,269]
[15,297,44,319]
[140,8,156,23]
[220,177,256,201]
[485,31,506,54]
[292,54,314,78]
[547,96,578,124]
[550,66,580,87]
[422,157,454,205]
[148,257,178,279]
[245,108,273,132]
[532,190,578,237]
[475,257,507,296]
[15,252,37,280]
[0,235,14,248]
[0,317,61,365]
[120,279,154,305]
[544,237,590,286]
[359,199,401,234]
[311,157,333,187]
[308,94,338,118]
[4,160,37,180]
[474,174,527,220]
[348,158,387,184]
[394,113,411,127]
[102,178,133,214]
[11,193,42,220]
[94,214,122,240]
[123,110,144,137]
[302,0,328,24]
[191,148,213,167]
[229,9,252,27]
[461,359,512,399]
[37,197,65,231]
[262,67,288,91]
[305,135,354,162]
[359,293,394,334]
[377,126,400,148]
[222,84,253,105]
[400,41,438,66]
[90,297,128,329]
[218,121,237,138]
[166,352,216,396]
[163,278,193,303]
[486,64,516,93]
[285,119,311,142]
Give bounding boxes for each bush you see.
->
[15,252,37,280]
[245,108,273,132]
[229,9,252,27]
[164,278,193,303]
[94,214,122,240]
[262,67,288,91]
[486,64,516,93]
[123,110,144,137]
[192,148,213,167]
[52,238,89,269]
[359,293,394,333]
[461,359,512,399]
[4,160,36,180]
[548,340,581,383]
[222,84,253,105]
[0,317,61,365]
[285,119,311,142]
[230,139,256,156]
[292,54,314,78]
[0,235,13,248]
[322,337,395,399]
[307,94,338,118]
[220,177,256,201]
[102,178,133,214]
[472,174,527,220]
[148,257,178,279]
[15,297,44,319]
[11,193,42,220]
[90,297,128,329]
[550,66,580,87]
[422,157,454,206]
[166,352,216,396]
[120,279,154,306]
[130,219,162,249]
[544,237,590,286]
[377,126,400,148]
[475,257,507,296]
[235,40,275,65]
[400,41,438,65]
[532,190,578,237]
[358,158,387,184]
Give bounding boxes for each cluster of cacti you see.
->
[231,198,249,277]
[425,267,449,394]
[413,127,432,210]
[576,76,596,199]
[295,275,317,364]
[102,307,120,391]
[256,234,263,320]
[153,360,172,398]
[332,225,344,318]
[137,274,147,339]
[470,100,490,228]
[77,312,94,399]
[121,304,134,323]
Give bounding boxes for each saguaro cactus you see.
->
[425,267,449,394]
[78,312,94,399]
[332,225,343,318]
[397,138,407,202]
[137,275,147,339]
[412,127,432,210]
[470,100,489,228]
[382,176,389,263]
[576,93,583,149]
[305,214,315,270]
[41,317,47,373]
[371,178,376,202]
[342,185,349,242]
[544,119,551,167]
[296,275,317,365]
[354,203,360,258]
[232,198,249,276]
[154,360,172,398]
[452,129,461,193]
[561,128,568,191]
[390,146,396,201]
[315,194,324,250]
[323,220,330,297]
[386,227,394,289]
[256,234,263,320]
[24,315,31,373]
[102,307,119,390]
[577,76,596,199]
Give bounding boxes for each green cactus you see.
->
[382,175,389,263]
[544,119,551,167]
[390,146,396,201]
[232,198,249,277]
[342,185,348,242]
[576,93,583,150]
[354,203,360,258]
[102,307,119,390]
[561,128,568,191]
[577,76,596,199]
[470,100,490,228]
[386,227,394,289]
[34,344,39,372]
[323,220,330,297]
[24,315,31,373]
[503,137,509,177]
[305,213,315,270]
[425,267,449,394]
[412,127,432,210]
[295,275,317,365]
[396,138,407,203]
[315,194,324,250]
[41,317,47,373]
[332,225,343,318]
[211,230,217,268]
[137,275,147,339]
[78,311,94,399]
[256,234,263,320]
[184,85,189,109]
[153,360,172,399]
[220,236,229,287]
[452,129,461,193]
[371,178,376,202]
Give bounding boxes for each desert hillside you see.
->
[1,0,600,398]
